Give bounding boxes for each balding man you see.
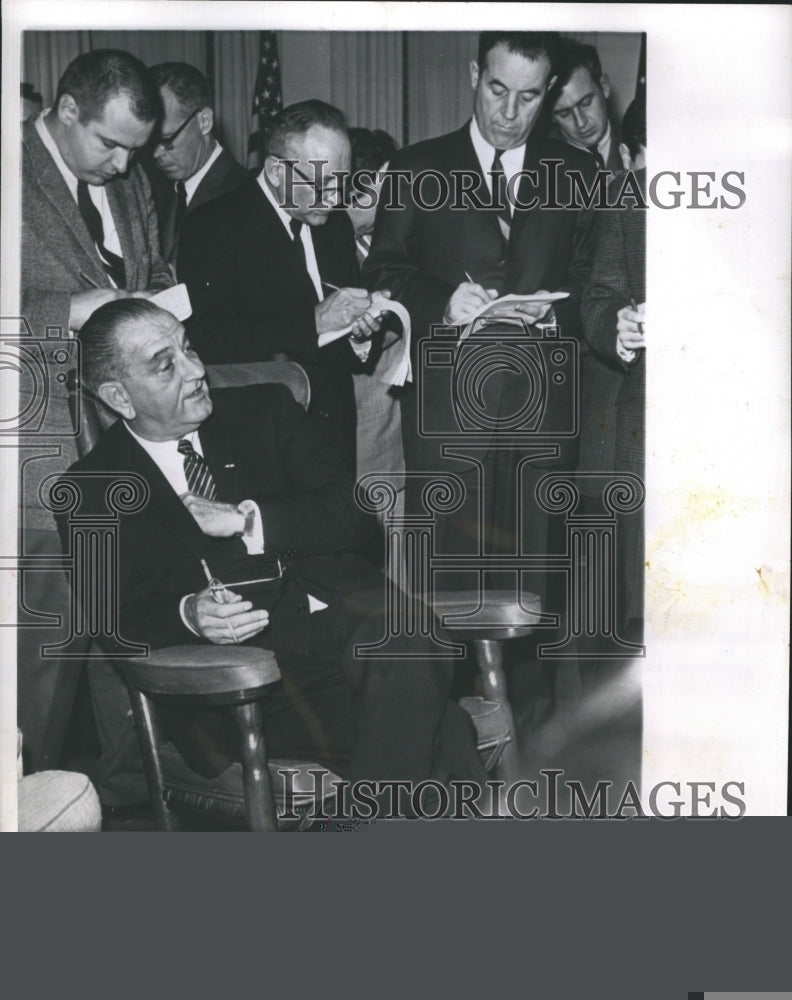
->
[149,62,248,267]
[59,299,487,813]
[178,99,384,473]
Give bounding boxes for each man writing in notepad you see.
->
[364,32,595,602]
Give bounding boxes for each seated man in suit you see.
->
[19,48,172,783]
[178,99,385,474]
[148,62,249,269]
[61,299,487,813]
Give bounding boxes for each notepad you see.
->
[461,290,569,326]
[150,283,192,321]
[318,291,412,386]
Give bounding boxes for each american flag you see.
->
[249,31,283,162]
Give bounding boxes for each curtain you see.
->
[406,32,478,145]
[213,32,260,167]
[329,32,402,145]
[23,32,91,106]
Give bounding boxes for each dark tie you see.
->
[588,145,606,171]
[178,438,217,500]
[174,180,188,233]
[289,218,318,303]
[76,180,126,288]
[490,149,512,243]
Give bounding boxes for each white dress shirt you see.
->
[469,117,526,212]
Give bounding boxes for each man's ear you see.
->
[470,60,480,91]
[263,154,281,187]
[97,381,135,421]
[57,93,79,127]
[618,141,633,171]
[197,107,214,136]
[599,73,611,100]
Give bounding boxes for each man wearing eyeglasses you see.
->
[148,63,249,268]
[18,49,172,779]
[178,99,384,474]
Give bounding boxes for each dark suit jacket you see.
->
[582,169,646,478]
[362,122,596,472]
[59,384,380,653]
[178,178,377,472]
[153,146,249,265]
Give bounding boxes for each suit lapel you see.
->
[113,423,214,564]
[456,126,504,245]
[24,124,111,287]
[199,409,246,501]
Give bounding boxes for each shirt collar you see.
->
[124,423,202,459]
[183,140,221,203]
[257,171,296,238]
[35,109,80,200]
[597,123,612,162]
[469,117,526,174]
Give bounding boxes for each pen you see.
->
[464,271,475,284]
[79,271,100,288]
[322,280,340,292]
[200,558,238,643]
[630,297,644,335]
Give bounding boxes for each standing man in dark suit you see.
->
[363,32,595,605]
[582,97,646,642]
[148,63,249,270]
[548,39,627,494]
[18,49,172,779]
[62,299,486,809]
[178,100,384,474]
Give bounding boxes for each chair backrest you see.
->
[68,360,311,459]
[206,362,310,411]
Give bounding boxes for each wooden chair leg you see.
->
[232,701,279,832]
[127,687,179,831]
[473,639,520,785]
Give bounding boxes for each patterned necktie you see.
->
[178,438,217,500]
[588,145,606,171]
[76,180,126,288]
[174,180,188,232]
[490,149,512,243]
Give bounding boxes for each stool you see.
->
[433,590,542,784]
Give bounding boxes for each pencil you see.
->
[630,298,644,335]
[322,280,340,292]
[200,559,238,643]
[464,271,475,284]
[79,271,100,288]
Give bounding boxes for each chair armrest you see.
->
[117,645,280,699]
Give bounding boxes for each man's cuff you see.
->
[238,499,264,554]
[616,340,637,364]
[348,336,372,362]
[180,594,200,636]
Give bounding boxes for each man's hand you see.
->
[315,288,373,334]
[616,302,646,352]
[349,288,391,342]
[443,282,497,324]
[69,289,131,331]
[182,494,245,537]
[183,587,269,644]
[512,291,554,325]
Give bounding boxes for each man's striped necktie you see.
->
[178,438,217,500]
[490,148,512,244]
